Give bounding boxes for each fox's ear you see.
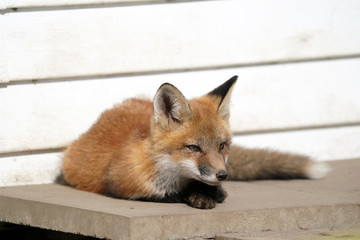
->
[208,76,238,120]
[153,83,192,129]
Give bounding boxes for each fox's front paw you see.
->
[187,193,216,209]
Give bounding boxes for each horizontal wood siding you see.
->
[0,15,7,83]
[0,152,61,186]
[3,0,360,82]
[2,0,157,10]
[233,126,360,162]
[1,0,359,186]
[1,59,360,154]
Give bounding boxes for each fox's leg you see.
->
[182,180,227,209]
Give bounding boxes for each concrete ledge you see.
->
[0,159,359,240]
[216,227,360,240]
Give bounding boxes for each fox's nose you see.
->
[216,170,228,181]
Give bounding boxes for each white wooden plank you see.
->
[233,126,360,162]
[3,0,157,10]
[0,152,61,187]
[1,59,359,154]
[0,1,6,10]
[0,15,8,83]
[4,0,360,82]
[1,126,359,187]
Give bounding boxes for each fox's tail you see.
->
[227,145,330,181]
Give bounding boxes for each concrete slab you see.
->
[0,159,359,240]
[216,227,360,240]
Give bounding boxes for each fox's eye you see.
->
[186,145,202,152]
[219,142,226,151]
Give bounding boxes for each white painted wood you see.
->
[4,0,360,82]
[1,126,359,187]
[0,1,6,10]
[1,59,359,154]
[2,0,156,10]
[233,126,360,162]
[0,15,8,83]
[0,152,62,187]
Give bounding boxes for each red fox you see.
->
[59,76,329,209]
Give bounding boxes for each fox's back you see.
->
[59,77,326,209]
[62,98,153,193]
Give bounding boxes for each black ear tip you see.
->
[222,75,238,87]
[228,75,238,83]
[208,76,238,97]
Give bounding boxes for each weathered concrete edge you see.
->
[215,227,360,240]
[0,195,130,239]
[0,193,359,240]
[129,204,360,240]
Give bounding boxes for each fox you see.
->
[59,76,329,209]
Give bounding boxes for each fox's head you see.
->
[150,76,237,190]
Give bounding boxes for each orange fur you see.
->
[62,98,154,197]
[62,94,232,200]
[60,76,328,209]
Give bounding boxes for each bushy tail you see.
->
[227,145,330,181]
